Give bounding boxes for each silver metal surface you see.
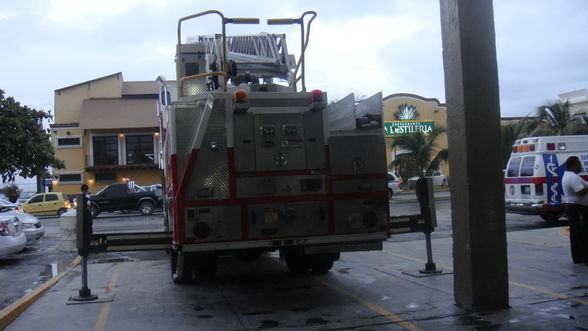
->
[247,201,328,239]
[236,175,325,198]
[328,133,387,175]
[185,97,229,200]
[254,113,306,171]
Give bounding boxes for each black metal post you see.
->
[416,178,442,274]
[71,193,98,301]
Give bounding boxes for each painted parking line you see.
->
[270,256,422,330]
[382,249,588,306]
[0,256,82,330]
[94,263,123,331]
[314,277,423,331]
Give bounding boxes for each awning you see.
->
[79,98,158,129]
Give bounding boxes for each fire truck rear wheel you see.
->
[235,249,264,261]
[193,254,217,281]
[309,253,340,274]
[171,251,193,283]
[283,248,311,274]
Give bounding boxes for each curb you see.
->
[0,256,81,330]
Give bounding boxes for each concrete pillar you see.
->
[439,0,509,310]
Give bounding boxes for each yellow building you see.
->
[382,93,449,179]
[50,73,161,195]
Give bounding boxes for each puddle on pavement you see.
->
[38,262,65,282]
[92,257,136,264]
[259,320,279,329]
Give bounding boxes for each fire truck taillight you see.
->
[546,143,555,150]
[529,144,535,151]
[348,213,362,229]
[212,222,227,238]
[194,222,211,239]
[512,146,517,153]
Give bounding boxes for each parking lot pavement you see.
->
[3,226,587,330]
[391,189,450,202]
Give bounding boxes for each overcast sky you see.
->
[1,0,587,118]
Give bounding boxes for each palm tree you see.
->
[500,119,531,169]
[391,127,448,180]
[529,100,587,136]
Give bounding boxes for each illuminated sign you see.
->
[384,121,434,136]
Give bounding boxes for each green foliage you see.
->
[0,89,64,183]
[1,183,22,203]
[500,119,532,169]
[531,100,587,136]
[391,127,448,179]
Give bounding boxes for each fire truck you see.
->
[156,11,389,282]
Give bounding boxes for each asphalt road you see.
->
[0,199,567,311]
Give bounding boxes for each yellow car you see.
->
[21,192,71,216]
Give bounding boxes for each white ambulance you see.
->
[504,135,588,222]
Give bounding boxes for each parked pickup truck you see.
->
[90,183,162,217]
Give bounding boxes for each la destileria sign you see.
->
[384,103,434,136]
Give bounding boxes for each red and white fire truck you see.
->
[156,11,389,282]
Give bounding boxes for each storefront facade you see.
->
[382,93,449,180]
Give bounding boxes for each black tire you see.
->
[309,253,340,274]
[193,254,217,282]
[90,204,100,218]
[442,179,447,187]
[388,188,394,199]
[139,201,154,216]
[284,248,311,274]
[171,251,193,283]
[235,249,264,261]
[540,212,562,223]
[57,208,67,216]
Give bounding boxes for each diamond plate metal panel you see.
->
[172,101,206,180]
[182,77,208,96]
[185,97,229,200]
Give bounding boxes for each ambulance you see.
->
[504,135,588,222]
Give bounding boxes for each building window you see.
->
[93,136,119,166]
[58,173,82,183]
[95,173,117,183]
[126,135,154,164]
[57,136,82,148]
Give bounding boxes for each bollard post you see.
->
[415,177,442,274]
[71,193,98,301]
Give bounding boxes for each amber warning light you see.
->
[232,89,250,113]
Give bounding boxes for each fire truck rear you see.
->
[156,11,389,282]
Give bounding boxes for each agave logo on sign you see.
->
[384,104,434,136]
[394,104,419,120]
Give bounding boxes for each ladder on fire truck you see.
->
[192,33,296,82]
